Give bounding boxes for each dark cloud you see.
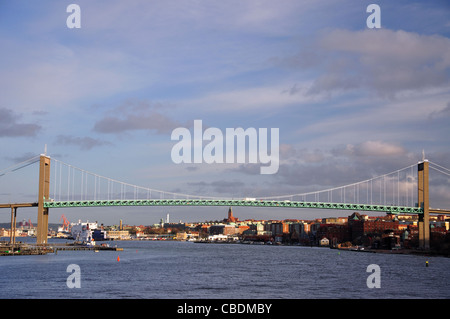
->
[234,164,261,176]
[3,152,38,163]
[429,102,450,120]
[55,135,112,150]
[276,162,371,189]
[235,141,418,190]
[187,179,246,195]
[93,100,185,135]
[0,108,41,137]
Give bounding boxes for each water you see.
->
[0,239,449,299]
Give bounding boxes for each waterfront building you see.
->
[209,224,236,236]
[241,223,269,236]
[351,216,400,240]
[164,223,187,232]
[107,230,130,240]
[316,223,350,245]
[321,217,347,224]
[176,232,188,241]
[381,230,401,249]
[235,225,250,235]
[265,221,289,236]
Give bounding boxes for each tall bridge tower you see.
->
[418,160,430,250]
[36,154,51,245]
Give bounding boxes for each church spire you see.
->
[227,206,237,222]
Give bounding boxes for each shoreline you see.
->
[333,246,450,258]
[192,239,450,257]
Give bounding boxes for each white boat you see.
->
[85,240,96,247]
[70,220,98,243]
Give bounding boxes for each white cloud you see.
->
[315,29,450,98]
[182,80,328,114]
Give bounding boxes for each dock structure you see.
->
[0,241,122,256]
[52,243,123,252]
[0,242,54,256]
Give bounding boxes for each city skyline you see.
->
[1,1,450,225]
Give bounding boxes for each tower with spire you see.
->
[226,206,237,223]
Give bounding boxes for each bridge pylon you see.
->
[36,154,51,245]
[418,160,430,250]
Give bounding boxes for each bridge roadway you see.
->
[2,200,450,215]
[43,198,426,214]
[0,203,37,209]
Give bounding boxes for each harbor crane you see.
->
[59,214,71,232]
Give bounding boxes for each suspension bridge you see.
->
[1,153,450,249]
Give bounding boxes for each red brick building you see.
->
[348,212,400,241]
[316,223,350,245]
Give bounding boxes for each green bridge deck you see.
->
[44,199,423,214]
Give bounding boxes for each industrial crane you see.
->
[59,214,71,232]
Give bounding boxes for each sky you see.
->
[0,0,449,226]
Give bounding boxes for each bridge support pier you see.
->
[418,160,430,250]
[10,206,17,246]
[36,155,51,245]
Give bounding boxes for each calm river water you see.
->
[0,239,449,299]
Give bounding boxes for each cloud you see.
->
[233,141,415,192]
[0,108,41,137]
[286,29,450,99]
[93,100,185,135]
[429,101,450,120]
[3,152,39,163]
[187,179,246,195]
[185,84,305,113]
[329,141,416,175]
[236,146,326,175]
[334,141,407,158]
[55,135,112,150]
